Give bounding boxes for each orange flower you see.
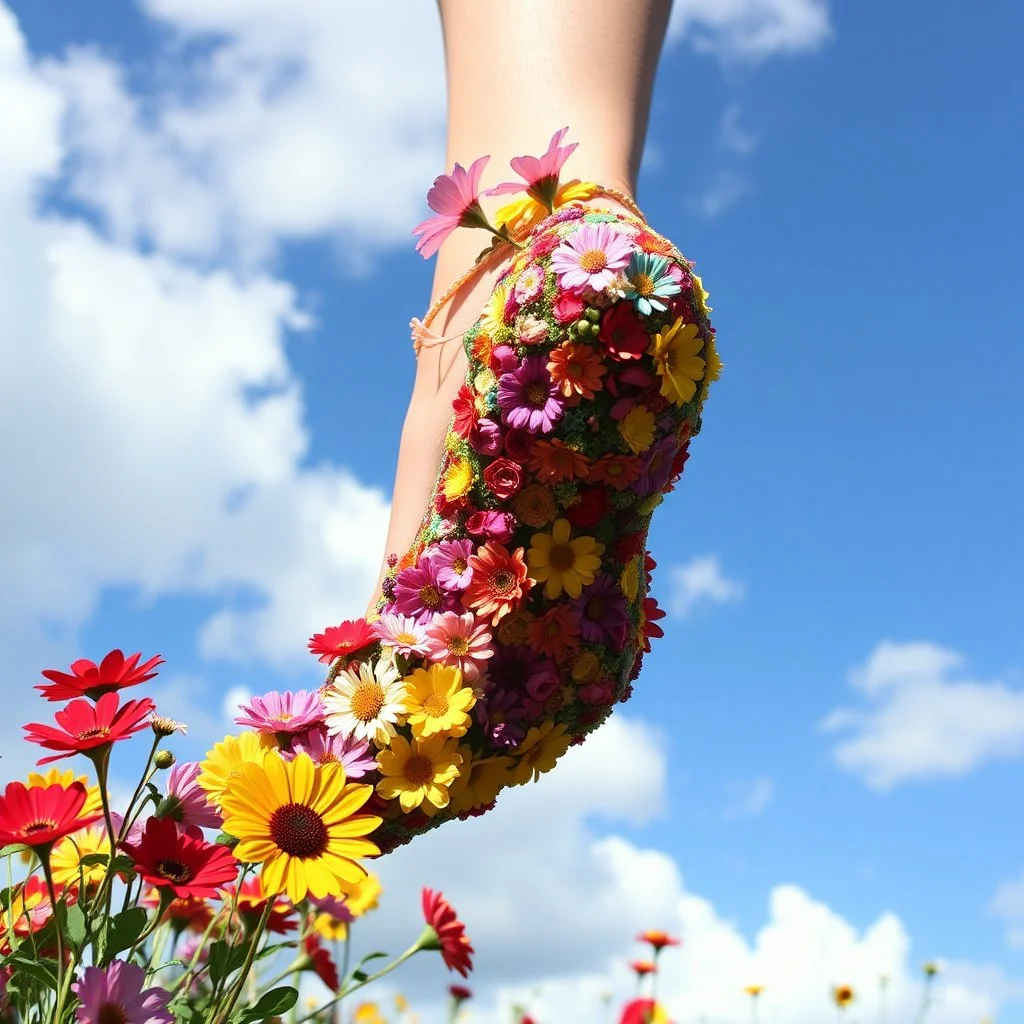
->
[833,985,855,1008]
[512,483,558,527]
[547,341,607,400]
[630,960,656,977]
[463,542,531,625]
[470,331,494,364]
[589,454,643,491]
[528,605,582,659]
[528,439,590,483]
[638,929,681,951]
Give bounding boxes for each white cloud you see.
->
[719,102,760,155]
[690,168,754,218]
[821,641,1024,789]
[722,775,775,820]
[668,0,833,60]
[990,872,1024,950]
[668,554,746,617]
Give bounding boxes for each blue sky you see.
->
[2,1,1022,1021]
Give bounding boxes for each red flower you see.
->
[642,597,667,653]
[663,440,691,493]
[483,458,523,501]
[630,960,656,977]
[37,649,164,702]
[24,693,155,765]
[612,532,645,563]
[0,781,102,850]
[620,998,667,1024]
[222,878,297,934]
[601,303,650,361]
[449,984,473,1001]
[121,816,239,900]
[638,929,681,951]
[564,486,609,529]
[502,427,535,462]
[452,384,479,439]
[142,890,213,933]
[421,887,474,977]
[308,619,377,664]
[303,933,339,990]
[553,291,585,325]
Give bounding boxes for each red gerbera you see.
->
[24,692,155,765]
[421,887,474,977]
[121,816,239,900]
[308,618,377,664]
[0,781,102,850]
[600,302,650,361]
[449,984,473,1002]
[37,649,164,702]
[638,929,681,951]
[463,543,531,626]
[303,932,339,990]
[630,960,656,977]
[452,383,479,439]
[222,878,297,935]
[641,597,667,653]
[620,998,667,1024]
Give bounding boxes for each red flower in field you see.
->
[421,887,474,977]
[308,619,377,664]
[0,781,102,850]
[37,649,164,702]
[24,693,155,765]
[121,816,239,900]
[630,960,657,978]
[620,998,670,1024]
[641,597,667,653]
[449,984,472,1002]
[222,878,297,935]
[142,889,213,933]
[303,933,339,990]
[638,929,681,951]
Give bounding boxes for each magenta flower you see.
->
[392,557,458,623]
[310,892,356,923]
[571,574,630,648]
[485,127,578,209]
[476,689,528,750]
[551,222,633,292]
[424,611,495,682]
[413,156,491,259]
[497,355,564,433]
[288,728,377,780]
[160,761,222,831]
[468,417,503,456]
[72,961,173,1024]
[427,539,476,591]
[233,689,325,735]
[371,612,432,656]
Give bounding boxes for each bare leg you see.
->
[366,0,672,613]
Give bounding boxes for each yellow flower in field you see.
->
[402,664,476,739]
[338,870,383,918]
[394,993,409,1012]
[28,768,103,818]
[833,985,855,1008]
[510,721,572,786]
[620,555,641,603]
[745,984,764,997]
[448,748,514,814]
[618,404,656,454]
[219,753,380,904]
[480,280,511,337]
[353,1003,386,1024]
[649,317,705,406]
[51,826,109,890]
[375,733,462,814]
[314,912,348,942]
[443,457,475,503]
[197,731,275,805]
[527,518,605,599]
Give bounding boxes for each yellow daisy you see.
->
[620,556,641,603]
[526,518,605,599]
[219,753,380,904]
[617,404,656,454]
[443,457,475,503]
[495,179,598,240]
[649,317,706,406]
[448,749,514,815]
[509,722,573,786]
[337,870,383,919]
[27,768,103,819]
[314,912,348,942]
[375,733,462,815]
[51,826,109,890]
[480,280,511,337]
[402,664,476,739]
[197,731,275,805]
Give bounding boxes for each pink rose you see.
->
[553,291,585,325]
[465,509,516,543]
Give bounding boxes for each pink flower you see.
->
[393,556,457,623]
[424,612,495,681]
[465,510,516,543]
[497,356,564,433]
[371,612,432,656]
[72,961,172,1024]
[413,156,491,259]
[512,264,546,304]
[551,222,633,292]
[427,539,476,591]
[288,727,377,780]
[160,761,222,831]
[233,690,325,735]
[485,127,578,208]
[469,418,503,456]
[553,290,585,325]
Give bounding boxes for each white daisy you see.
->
[371,612,431,657]
[323,658,407,747]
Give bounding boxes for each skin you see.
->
[367,0,673,612]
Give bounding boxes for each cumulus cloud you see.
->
[821,641,1024,789]
[668,554,746,617]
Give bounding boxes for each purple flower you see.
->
[497,356,564,434]
[289,727,377,780]
[310,893,355,923]
[234,689,325,735]
[72,961,173,1024]
[633,436,679,496]
[427,539,475,591]
[392,555,457,623]
[160,761,222,830]
[487,644,541,692]
[469,417,503,456]
[572,574,630,648]
[476,689,528,750]
[491,344,519,374]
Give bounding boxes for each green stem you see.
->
[117,735,162,841]
[40,854,69,1024]
[210,900,276,1024]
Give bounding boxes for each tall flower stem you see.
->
[914,974,935,1024]
[209,900,275,1024]
[40,855,68,1024]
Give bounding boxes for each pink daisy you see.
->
[413,156,490,259]
[392,557,458,623]
[427,538,476,591]
[497,356,564,434]
[512,264,546,304]
[288,727,377,780]
[233,689,325,736]
[423,611,495,682]
[485,127,579,207]
[72,961,173,1024]
[551,222,633,292]
[162,761,222,831]
[371,612,432,657]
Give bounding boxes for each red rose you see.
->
[483,458,523,500]
[553,291,585,325]
[502,427,534,462]
[600,302,649,360]
[564,487,609,529]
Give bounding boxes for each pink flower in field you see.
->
[424,611,494,681]
[233,689,325,735]
[393,557,458,623]
[497,356,564,434]
[72,961,173,1024]
[427,539,476,592]
[161,761,222,831]
[485,127,578,207]
[413,156,491,259]
[551,223,633,292]
[372,612,432,656]
[288,727,377,780]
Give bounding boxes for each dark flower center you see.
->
[525,383,548,406]
[77,727,110,741]
[157,859,193,884]
[97,1003,128,1024]
[402,755,434,786]
[585,597,606,620]
[549,544,575,572]
[270,802,329,858]
[490,571,515,595]
[419,584,442,609]
[24,818,57,835]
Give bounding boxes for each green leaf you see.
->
[207,939,248,987]
[357,951,389,965]
[79,852,110,868]
[63,901,88,949]
[0,844,30,863]
[6,954,59,991]
[104,906,149,958]
[214,832,239,849]
[238,986,298,1023]
[254,939,301,962]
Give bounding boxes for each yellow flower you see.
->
[402,664,476,739]
[474,367,497,396]
[314,912,348,942]
[649,317,706,406]
[637,492,664,517]
[480,280,511,337]
[495,178,598,239]
[443,457,475,503]
[692,272,712,313]
[219,753,380,904]
[510,722,573,785]
[394,993,409,1012]
[620,555,641,602]
[497,609,533,645]
[376,733,463,815]
[353,1004,386,1024]
[571,650,602,683]
[833,985,855,1008]
[338,871,383,918]
[51,826,109,890]
[27,768,103,818]
[745,984,764,997]
[448,748,514,814]
[704,334,722,384]
[197,731,275,805]
[527,518,605,599]
[618,405,656,454]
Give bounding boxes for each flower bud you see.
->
[153,749,175,770]
[151,715,187,739]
